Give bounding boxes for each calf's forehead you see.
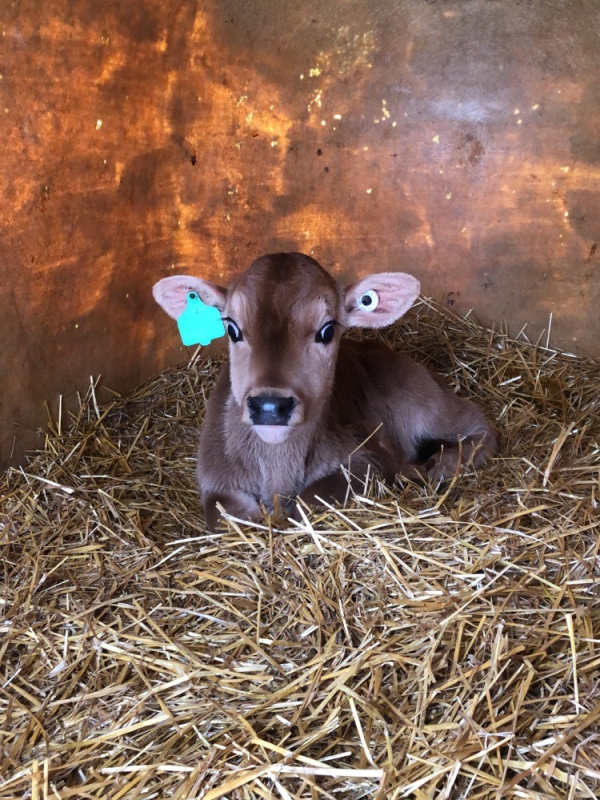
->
[227,255,342,326]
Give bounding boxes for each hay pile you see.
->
[1,301,599,800]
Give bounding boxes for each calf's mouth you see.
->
[244,391,301,444]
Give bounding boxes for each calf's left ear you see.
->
[344,272,420,328]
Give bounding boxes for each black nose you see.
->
[247,395,297,426]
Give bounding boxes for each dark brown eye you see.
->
[227,321,243,343]
[315,322,336,345]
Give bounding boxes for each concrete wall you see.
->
[2,0,600,466]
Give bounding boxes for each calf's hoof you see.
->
[425,450,460,485]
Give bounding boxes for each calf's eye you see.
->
[227,321,243,343]
[315,322,336,345]
[358,289,379,311]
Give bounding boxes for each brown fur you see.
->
[153,253,496,531]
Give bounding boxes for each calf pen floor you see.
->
[1,302,600,800]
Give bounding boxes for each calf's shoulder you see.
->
[196,367,262,495]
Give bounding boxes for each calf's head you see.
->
[153,253,419,443]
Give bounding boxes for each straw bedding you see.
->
[1,301,599,800]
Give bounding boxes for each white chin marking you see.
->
[253,425,291,444]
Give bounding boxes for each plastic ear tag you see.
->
[177,292,226,346]
[358,289,379,311]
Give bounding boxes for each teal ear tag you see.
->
[177,292,226,346]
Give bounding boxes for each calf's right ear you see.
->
[152,275,228,319]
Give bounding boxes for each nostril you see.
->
[279,397,296,417]
[247,395,297,425]
[247,396,261,416]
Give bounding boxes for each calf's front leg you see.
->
[283,469,371,522]
[292,459,425,519]
[202,490,262,532]
[299,470,362,508]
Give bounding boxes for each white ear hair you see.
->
[344,272,420,329]
[153,275,227,319]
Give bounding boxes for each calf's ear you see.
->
[152,275,228,319]
[344,272,420,329]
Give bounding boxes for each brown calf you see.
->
[153,253,496,531]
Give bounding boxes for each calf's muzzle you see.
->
[247,394,297,426]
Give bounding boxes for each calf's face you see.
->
[223,256,344,442]
[153,253,420,444]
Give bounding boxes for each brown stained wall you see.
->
[1,0,600,467]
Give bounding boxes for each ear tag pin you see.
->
[358,289,379,311]
[177,291,226,346]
